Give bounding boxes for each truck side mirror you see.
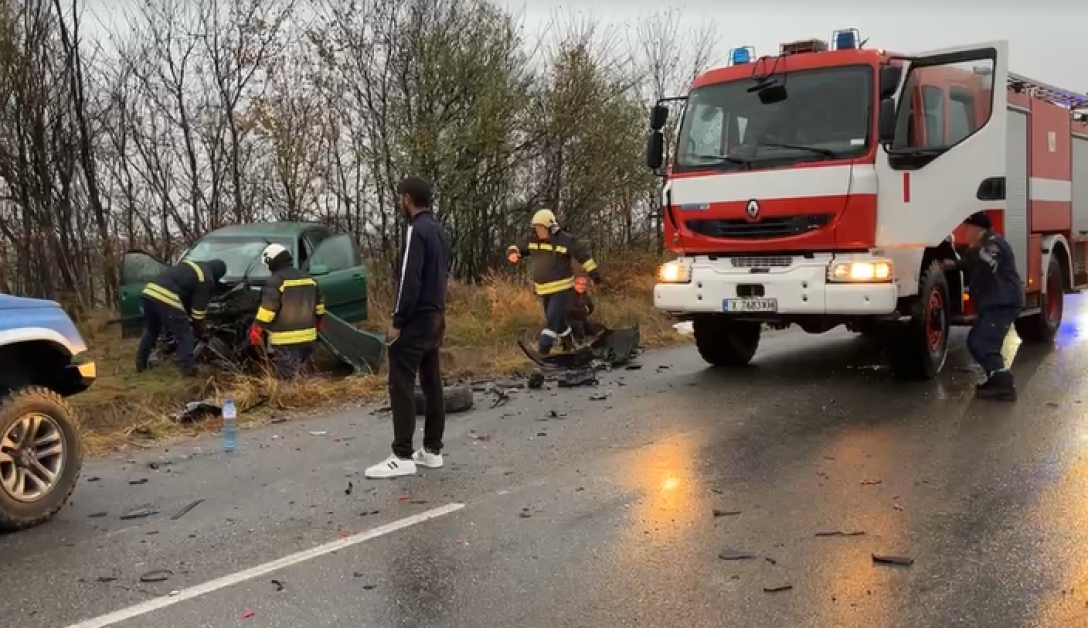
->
[646,131,664,170]
[877,98,897,145]
[649,104,668,131]
[878,65,903,99]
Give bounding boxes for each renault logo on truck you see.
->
[746,199,760,220]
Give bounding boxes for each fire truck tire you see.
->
[1015,257,1063,343]
[889,263,949,380]
[693,316,761,367]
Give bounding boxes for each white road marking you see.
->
[65,503,466,628]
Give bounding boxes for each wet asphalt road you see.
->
[5,298,1088,628]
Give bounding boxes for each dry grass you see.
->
[72,252,688,454]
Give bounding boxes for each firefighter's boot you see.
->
[976,369,1016,401]
[561,333,575,353]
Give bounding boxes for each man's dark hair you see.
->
[397,176,433,209]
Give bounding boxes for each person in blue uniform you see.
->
[941,212,1023,401]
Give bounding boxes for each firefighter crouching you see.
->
[506,209,602,354]
[569,276,605,345]
[940,211,1023,402]
[136,258,228,376]
[248,243,326,379]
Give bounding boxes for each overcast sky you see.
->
[79,0,1086,95]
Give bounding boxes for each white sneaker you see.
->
[364,455,417,479]
[412,449,444,469]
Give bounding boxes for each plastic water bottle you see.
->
[222,398,237,453]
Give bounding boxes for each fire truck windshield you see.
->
[674,64,873,173]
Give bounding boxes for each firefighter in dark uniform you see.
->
[247,243,326,379]
[941,211,1024,401]
[136,258,228,376]
[507,209,602,354]
[568,276,605,345]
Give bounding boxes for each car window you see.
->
[121,252,167,285]
[184,236,294,281]
[309,234,358,272]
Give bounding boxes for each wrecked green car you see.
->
[119,222,384,372]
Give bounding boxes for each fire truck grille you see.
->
[730,256,794,268]
[685,214,833,239]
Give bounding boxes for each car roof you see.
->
[203,222,327,238]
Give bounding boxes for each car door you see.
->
[307,234,368,323]
[118,250,169,338]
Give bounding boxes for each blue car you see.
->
[0,294,96,531]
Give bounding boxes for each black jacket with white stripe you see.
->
[392,210,451,330]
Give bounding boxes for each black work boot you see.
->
[538,344,552,356]
[135,360,148,374]
[976,369,1016,401]
[561,335,575,353]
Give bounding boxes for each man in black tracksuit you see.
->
[136,259,228,376]
[568,276,605,345]
[507,209,602,354]
[365,176,452,480]
[248,243,326,379]
[941,211,1024,401]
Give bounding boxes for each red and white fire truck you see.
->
[646,30,1088,378]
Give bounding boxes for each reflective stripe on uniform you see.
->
[255,307,276,323]
[540,328,558,339]
[268,328,318,345]
[142,283,185,311]
[582,258,598,273]
[280,278,316,291]
[315,302,326,315]
[534,277,574,295]
[527,242,568,254]
[183,260,205,282]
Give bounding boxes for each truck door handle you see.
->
[351,274,363,279]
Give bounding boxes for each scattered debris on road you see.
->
[860,479,882,485]
[139,569,173,583]
[271,579,285,592]
[872,554,914,566]
[171,499,205,520]
[88,511,108,519]
[129,478,148,485]
[120,506,160,520]
[815,530,865,537]
[589,392,609,401]
[712,509,742,517]
[763,583,793,593]
[242,609,256,619]
[345,482,354,496]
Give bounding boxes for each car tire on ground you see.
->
[693,315,761,367]
[1015,256,1063,343]
[889,262,949,380]
[0,386,83,532]
[414,385,474,415]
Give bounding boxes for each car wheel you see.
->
[0,387,83,532]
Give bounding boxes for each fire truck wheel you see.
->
[1015,256,1063,343]
[889,263,949,380]
[693,316,761,367]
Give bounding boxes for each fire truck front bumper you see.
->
[653,255,899,316]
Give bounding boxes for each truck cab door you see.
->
[119,250,169,338]
[875,41,1008,252]
[307,234,368,323]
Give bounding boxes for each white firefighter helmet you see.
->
[531,209,558,231]
[260,243,289,268]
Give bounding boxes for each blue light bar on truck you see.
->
[833,28,860,50]
[729,46,755,65]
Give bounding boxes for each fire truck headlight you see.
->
[828,260,893,283]
[658,261,692,284]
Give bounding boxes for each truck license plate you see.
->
[722,298,777,313]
